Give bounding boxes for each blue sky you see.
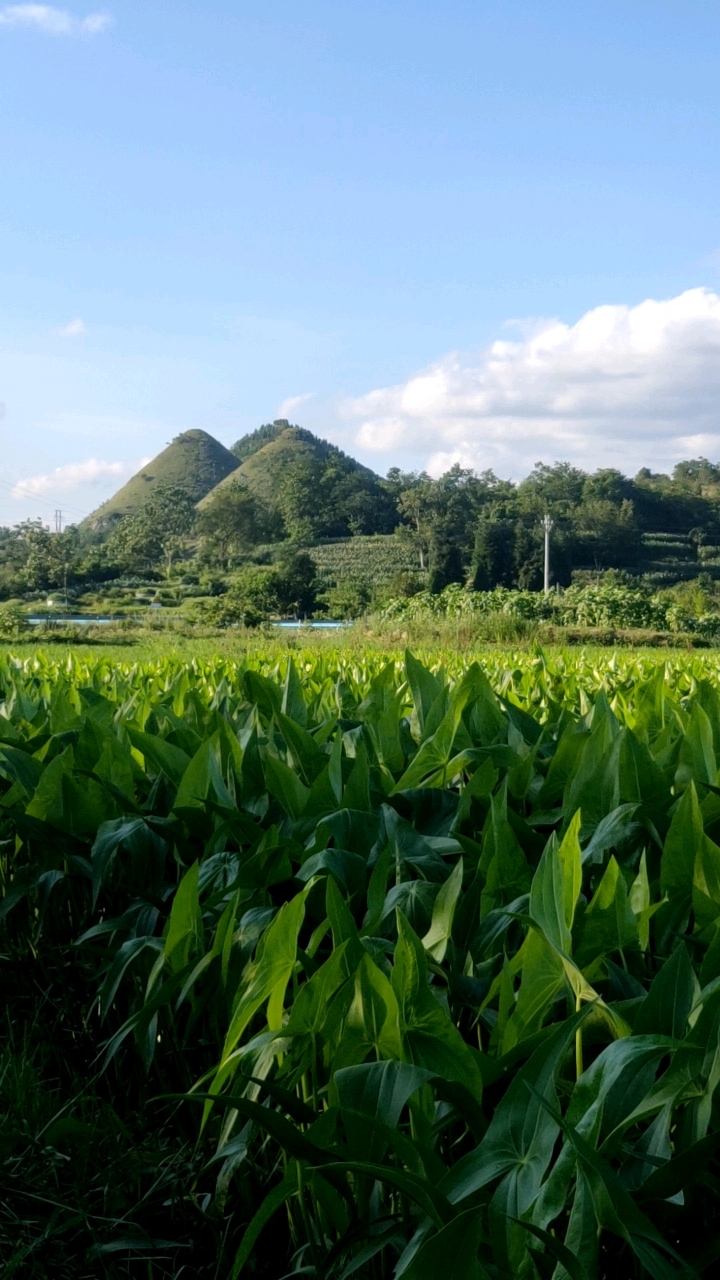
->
[2,1,720,524]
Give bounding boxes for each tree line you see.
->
[3,455,720,602]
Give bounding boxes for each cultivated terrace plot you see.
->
[4,647,720,1277]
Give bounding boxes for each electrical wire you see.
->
[0,474,91,520]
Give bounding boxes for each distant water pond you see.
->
[26,616,348,629]
[28,616,120,626]
[273,620,348,629]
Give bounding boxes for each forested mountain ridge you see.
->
[200,421,397,541]
[6,423,720,618]
[228,418,295,462]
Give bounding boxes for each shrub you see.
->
[0,603,27,638]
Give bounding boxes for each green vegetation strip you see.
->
[4,647,720,1275]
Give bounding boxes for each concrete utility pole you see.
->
[54,509,63,534]
[542,513,553,595]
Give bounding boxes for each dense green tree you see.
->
[107,486,196,576]
[216,550,319,623]
[471,517,516,589]
[12,522,80,595]
[581,468,634,505]
[396,474,435,569]
[571,496,642,568]
[518,460,587,510]
[197,484,278,568]
[276,456,324,542]
[273,551,318,616]
[427,530,465,593]
[672,457,720,488]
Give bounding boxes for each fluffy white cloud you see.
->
[343,287,720,479]
[58,317,86,337]
[276,392,315,418]
[11,457,131,500]
[0,5,111,36]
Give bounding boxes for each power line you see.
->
[0,475,90,520]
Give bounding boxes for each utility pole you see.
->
[542,513,553,595]
[54,509,63,534]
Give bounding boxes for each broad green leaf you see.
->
[126,727,191,785]
[567,1034,676,1144]
[393,912,482,1094]
[638,1128,720,1203]
[635,946,696,1039]
[693,834,720,933]
[90,816,146,905]
[263,752,309,819]
[361,840,392,936]
[581,802,640,866]
[276,710,325,784]
[480,783,531,917]
[335,1060,435,1162]
[343,951,403,1062]
[398,1208,483,1280]
[530,812,583,956]
[676,701,716,791]
[422,857,463,961]
[531,1088,690,1280]
[660,781,703,904]
[343,740,372,811]
[629,850,652,950]
[0,745,43,797]
[297,846,367,895]
[281,658,307,726]
[335,1059,435,1125]
[164,861,204,973]
[23,746,72,824]
[173,734,234,811]
[243,669,283,720]
[326,875,365,966]
[405,649,443,739]
[574,856,637,967]
[610,727,671,814]
[92,733,136,804]
[207,889,309,1113]
[501,929,565,1054]
[536,721,590,808]
[392,666,481,792]
[229,1172,295,1279]
[440,1006,593,1205]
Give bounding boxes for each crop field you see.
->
[5,644,720,1276]
[309,535,421,588]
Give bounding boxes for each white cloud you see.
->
[276,392,315,418]
[343,287,720,479]
[11,457,133,500]
[58,317,86,337]
[0,5,111,36]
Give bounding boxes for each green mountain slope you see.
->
[83,430,240,529]
[229,418,294,463]
[201,425,396,538]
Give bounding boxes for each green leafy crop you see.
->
[3,646,720,1276]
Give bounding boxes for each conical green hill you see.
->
[83,429,240,529]
[200,424,377,508]
[199,423,396,538]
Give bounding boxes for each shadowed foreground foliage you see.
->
[4,647,720,1277]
